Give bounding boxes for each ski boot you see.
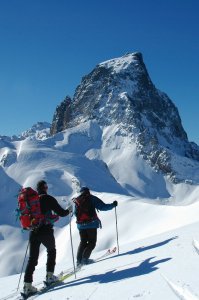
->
[45,272,59,286]
[21,282,37,299]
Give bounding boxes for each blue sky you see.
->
[0,0,198,144]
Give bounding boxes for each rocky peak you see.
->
[50,52,199,181]
[99,52,152,88]
[51,52,187,141]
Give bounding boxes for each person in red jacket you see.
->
[23,180,72,297]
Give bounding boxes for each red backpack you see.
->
[73,194,98,224]
[16,187,59,230]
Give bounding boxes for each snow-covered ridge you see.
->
[1,120,199,210]
[0,122,51,142]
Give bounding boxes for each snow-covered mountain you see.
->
[19,122,51,139]
[51,52,199,184]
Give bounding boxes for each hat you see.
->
[80,186,90,194]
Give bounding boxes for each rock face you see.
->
[50,96,71,135]
[50,52,199,182]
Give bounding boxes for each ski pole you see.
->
[114,206,120,255]
[69,212,77,279]
[17,239,30,291]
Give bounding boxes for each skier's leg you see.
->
[40,226,58,284]
[82,228,97,260]
[24,232,40,283]
[41,227,56,273]
[77,229,88,263]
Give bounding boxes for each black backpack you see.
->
[73,194,97,224]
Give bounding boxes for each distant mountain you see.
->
[50,52,199,183]
[0,122,51,142]
[20,121,51,139]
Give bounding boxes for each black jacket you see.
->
[39,193,69,217]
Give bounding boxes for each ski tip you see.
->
[108,246,117,253]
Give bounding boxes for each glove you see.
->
[67,204,73,213]
[113,200,118,207]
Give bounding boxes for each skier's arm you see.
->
[93,195,115,211]
[49,195,70,217]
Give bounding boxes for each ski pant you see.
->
[24,225,56,283]
[77,228,97,262]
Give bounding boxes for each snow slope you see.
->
[1,121,199,299]
[1,192,199,300]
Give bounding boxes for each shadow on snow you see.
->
[97,236,178,263]
[52,256,172,292]
[43,236,176,295]
[114,236,178,257]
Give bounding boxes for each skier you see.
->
[23,180,72,297]
[73,186,118,266]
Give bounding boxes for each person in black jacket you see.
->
[23,180,72,297]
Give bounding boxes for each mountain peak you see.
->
[99,51,144,74]
[50,52,199,182]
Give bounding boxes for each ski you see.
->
[19,278,67,299]
[95,246,117,262]
[3,271,70,300]
[2,248,116,300]
[18,266,82,300]
[18,247,117,298]
[19,280,63,300]
[19,291,37,300]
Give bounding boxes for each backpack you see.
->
[73,194,98,224]
[16,187,59,230]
